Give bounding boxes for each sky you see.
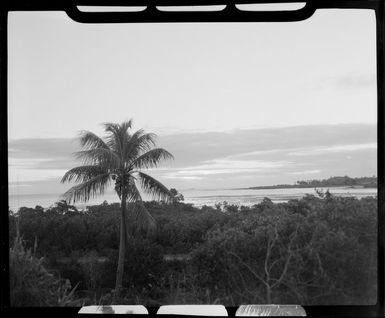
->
[8,9,377,195]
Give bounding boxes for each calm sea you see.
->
[8,187,377,212]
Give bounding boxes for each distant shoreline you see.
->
[236,184,377,190]
[8,176,377,211]
[236,176,377,191]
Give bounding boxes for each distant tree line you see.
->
[248,176,377,190]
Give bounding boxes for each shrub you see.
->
[9,237,80,306]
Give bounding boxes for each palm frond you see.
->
[126,182,156,235]
[61,165,108,184]
[61,173,111,204]
[132,148,174,170]
[124,130,157,163]
[78,131,109,150]
[133,132,157,152]
[104,120,134,156]
[120,120,133,133]
[103,122,125,156]
[126,177,141,202]
[137,172,174,203]
[75,148,120,169]
[103,122,121,135]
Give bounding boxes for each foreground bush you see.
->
[9,195,377,306]
[9,237,80,306]
[191,195,377,305]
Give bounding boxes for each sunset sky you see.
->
[8,9,377,195]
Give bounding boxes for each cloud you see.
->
[288,142,376,156]
[161,158,290,179]
[162,175,203,180]
[9,158,54,168]
[226,148,285,159]
[9,168,67,183]
[8,177,72,196]
[8,123,377,193]
[319,72,376,90]
[336,73,376,89]
[288,170,321,175]
[8,138,78,170]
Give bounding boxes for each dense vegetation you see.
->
[9,192,377,306]
[9,234,80,306]
[247,176,377,189]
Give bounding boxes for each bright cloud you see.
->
[288,170,321,175]
[161,159,291,180]
[8,168,67,183]
[288,142,377,156]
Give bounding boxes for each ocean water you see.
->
[8,187,377,212]
[182,187,377,207]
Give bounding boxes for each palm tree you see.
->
[61,120,174,295]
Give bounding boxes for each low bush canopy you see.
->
[9,193,377,306]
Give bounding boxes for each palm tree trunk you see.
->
[124,201,132,244]
[115,188,127,297]
[266,285,272,303]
